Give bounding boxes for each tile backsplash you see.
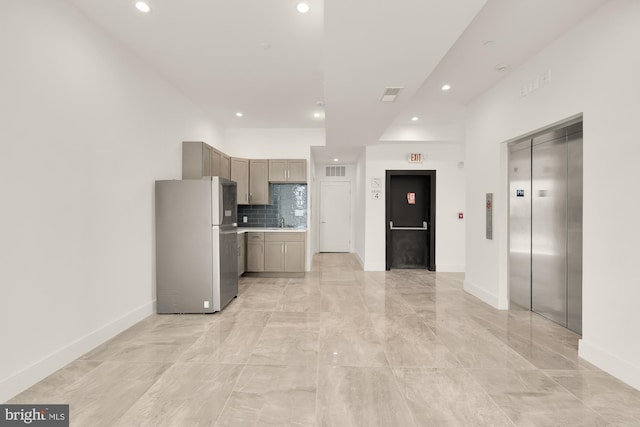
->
[238,184,307,228]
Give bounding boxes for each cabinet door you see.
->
[231,157,249,205]
[264,241,284,272]
[211,149,222,176]
[287,160,307,183]
[284,241,305,272]
[249,159,269,205]
[221,154,231,180]
[202,144,212,176]
[182,141,211,179]
[246,242,264,272]
[268,159,287,182]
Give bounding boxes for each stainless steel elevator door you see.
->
[509,141,532,309]
[531,133,567,326]
[508,121,582,334]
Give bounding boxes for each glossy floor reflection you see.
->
[10,253,640,426]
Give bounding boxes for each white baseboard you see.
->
[579,339,640,391]
[1,300,155,403]
[436,264,465,273]
[463,279,503,309]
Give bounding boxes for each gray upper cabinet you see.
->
[288,160,307,182]
[182,141,212,179]
[211,149,231,180]
[221,154,231,180]
[183,141,232,180]
[211,149,222,177]
[249,159,269,205]
[268,159,307,183]
[268,159,287,182]
[231,157,249,205]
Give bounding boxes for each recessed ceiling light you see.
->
[297,2,310,13]
[495,63,509,72]
[313,112,321,118]
[135,1,151,13]
[235,112,243,117]
[333,158,339,162]
[441,84,451,91]
[411,116,419,121]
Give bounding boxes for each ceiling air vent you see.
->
[380,87,403,102]
[326,166,346,177]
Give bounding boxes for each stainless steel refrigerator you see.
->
[155,177,238,313]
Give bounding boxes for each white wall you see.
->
[225,128,325,159]
[364,142,466,272]
[0,1,224,402]
[464,0,640,390]
[354,152,367,267]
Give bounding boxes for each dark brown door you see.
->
[386,171,436,270]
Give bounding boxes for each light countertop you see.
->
[237,227,307,234]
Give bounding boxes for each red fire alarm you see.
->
[407,192,416,205]
[458,212,464,219]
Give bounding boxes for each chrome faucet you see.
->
[280,217,285,228]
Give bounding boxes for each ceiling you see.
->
[66,0,609,164]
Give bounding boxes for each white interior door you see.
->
[320,181,351,252]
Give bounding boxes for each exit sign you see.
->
[409,153,423,163]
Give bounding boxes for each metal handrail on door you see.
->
[389,221,428,231]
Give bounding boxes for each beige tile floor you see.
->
[9,253,640,426]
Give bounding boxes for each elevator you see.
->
[508,120,583,334]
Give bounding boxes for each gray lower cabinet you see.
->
[264,241,284,272]
[245,232,306,274]
[237,233,245,277]
[246,232,265,272]
[264,241,305,272]
[265,232,306,273]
